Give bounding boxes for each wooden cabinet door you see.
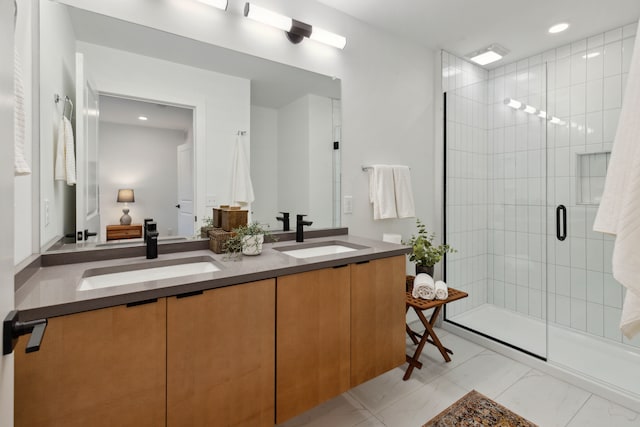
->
[167,279,275,427]
[15,299,167,427]
[276,266,351,424]
[351,256,406,387]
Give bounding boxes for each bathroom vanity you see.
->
[13,234,408,426]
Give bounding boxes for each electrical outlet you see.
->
[343,195,353,214]
[206,195,217,206]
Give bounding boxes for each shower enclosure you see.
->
[442,22,640,402]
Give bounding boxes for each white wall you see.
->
[308,94,334,228]
[57,0,437,246]
[39,0,76,249]
[75,41,250,231]
[99,122,186,238]
[1,0,16,421]
[278,96,310,217]
[250,105,279,229]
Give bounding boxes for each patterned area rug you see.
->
[423,390,538,427]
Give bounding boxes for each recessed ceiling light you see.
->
[138,116,148,121]
[548,23,569,34]
[467,44,509,66]
[470,51,502,65]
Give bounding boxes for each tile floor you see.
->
[278,327,640,427]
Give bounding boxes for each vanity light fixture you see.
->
[548,22,569,34]
[196,0,228,11]
[504,98,567,126]
[243,3,346,49]
[504,98,522,109]
[467,44,509,66]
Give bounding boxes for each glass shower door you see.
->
[545,29,640,399]
[442,51,548,360]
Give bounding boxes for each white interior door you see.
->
[177,143,194,236]
[75,52,100,242]
[0,0,16,422]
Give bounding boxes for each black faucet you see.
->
[296,214,313,243]
[143,218,154,242]
[276,212,290,231]
[145,222,158,259]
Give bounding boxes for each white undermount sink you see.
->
[78,256,220,291]
[274,241,368,259]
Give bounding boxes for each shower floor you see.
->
[449,304,640,398]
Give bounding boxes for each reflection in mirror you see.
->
[39,1,341,252]
[99,96,195,240]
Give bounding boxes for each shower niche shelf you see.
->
[576,151,611,205]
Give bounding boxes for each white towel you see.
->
[14,47,31,176]
[230,135,254,205]
[54,116,76,185]
[392,165,415,218]
[593,19,640,338]
[412,273,435,300]
[435,280,448,300]
[369,165,397,220]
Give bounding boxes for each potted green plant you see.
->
[200,216,215,238]
[232,221,275,256]
[222,232,244,260]
[405,218,456,276]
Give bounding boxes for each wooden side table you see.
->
[404,276,468,381]
[106,224,143,241]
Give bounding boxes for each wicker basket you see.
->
[220,208,248,232]
[209,228,234,253]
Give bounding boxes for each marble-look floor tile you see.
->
[566,394,640,427]
[353,416,386,426]
[413,330,486,373]
[374,376,468,426]
[495,369,591,427]
[443,350,531,398]
[348,366,439,414]
[277,393,372,427]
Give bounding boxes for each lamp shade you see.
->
[117,189,135,203]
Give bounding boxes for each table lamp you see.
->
[117,189,135,225]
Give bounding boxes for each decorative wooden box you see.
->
[220,207,248,232]
[209,228,234,253]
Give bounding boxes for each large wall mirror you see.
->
[39,2,342,252]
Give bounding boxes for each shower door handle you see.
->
[556,205,567,241]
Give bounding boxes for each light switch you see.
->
[343,195,353,214]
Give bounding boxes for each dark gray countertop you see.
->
[16,235,409,321]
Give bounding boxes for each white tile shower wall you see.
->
[486,55,548,323]
[443,51,490,316]
[486,22,638,347]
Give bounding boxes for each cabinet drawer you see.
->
[106,224,143,240]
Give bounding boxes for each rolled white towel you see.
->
[435,280,448,300]
[412,273,435,300]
